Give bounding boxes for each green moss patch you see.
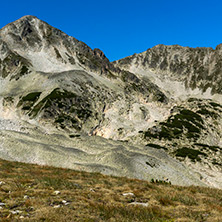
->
[29,88,77,117]
[69,134,81,138]
[187,98,203,103]
[175,147,207,162]
[27,88,93,131]
[44,88,76,100]
[209,102,222,108]
[17,92,42,111]
[146,143,168,151]
[144,109,204,141]
[194,143,220,152]
[22,92,42,102]
[196,108,219,119]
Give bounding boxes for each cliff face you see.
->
[0,16,222,188]
[114,44,222,96]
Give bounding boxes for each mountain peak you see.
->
[19,15,38,20]
[0,16,113,74]
[9,15,40,25]
[0,15,80,72]
[0,15,42,32]
[0,15,48,43]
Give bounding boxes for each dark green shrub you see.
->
[175,147,207,162]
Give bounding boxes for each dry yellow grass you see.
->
[0,159,222,221]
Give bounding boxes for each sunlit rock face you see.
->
[0,15,167,137]
[0,16,222,188]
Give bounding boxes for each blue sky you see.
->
[1,0,222,61]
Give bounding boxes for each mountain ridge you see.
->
[114,43,222,96]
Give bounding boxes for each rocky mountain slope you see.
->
[114,45,222,188]
[114,44,222,97]
[0,16,221,188]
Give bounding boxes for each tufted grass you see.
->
[0,158,222,221]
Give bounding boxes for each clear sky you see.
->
[1,0,222,61]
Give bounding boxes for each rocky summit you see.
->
[0,15,222,188]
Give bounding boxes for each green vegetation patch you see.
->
[146,143,168,151]
[175,147,207,162]
[69,134,81,138]
[20,65,29,76]
[27,88,92,131]
[187,98,203,103]
[10,65,30,81]
[22,92,42,102]
[212,159,222,166]
[144,109,204,141]
[54,47,62,59]
[3,97,14,106]
[17,92,42,111]
[194,143,220,152]
[29,88,77,117]
[176,109,203,123]
[209,102,222,108]
[54,113,82,130]
[44,88,77,101]
[196,108,219,119]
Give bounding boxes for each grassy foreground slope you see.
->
[0,159,221,222]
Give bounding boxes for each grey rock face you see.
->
[114,44,222,94]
